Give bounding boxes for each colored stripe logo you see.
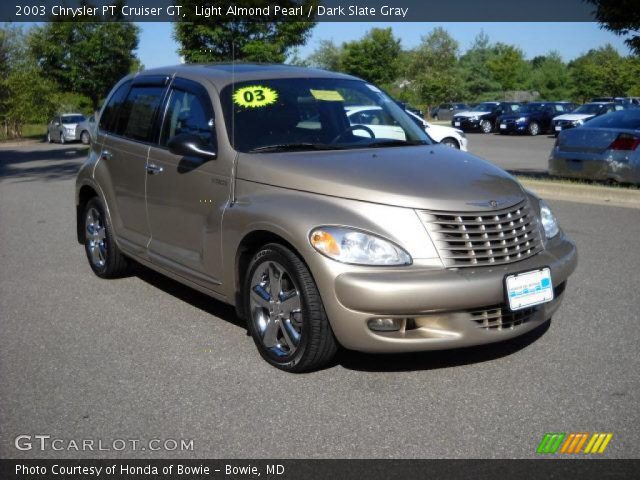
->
[537,433,613,454]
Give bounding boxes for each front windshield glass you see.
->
[62,115,85,124]
[474,103,499,112]
[574,104,605,114]
[220,78,430,153]
[518,104,544,113]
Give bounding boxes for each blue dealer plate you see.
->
[505,268,553,311]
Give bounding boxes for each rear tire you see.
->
[83,197,129,278]
[244,243,338,372]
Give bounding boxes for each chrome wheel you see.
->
[85,207,107,268]
[481,120,492,133]
[81,131,90,144]
[528,122,540,136]
[249,261,302,357]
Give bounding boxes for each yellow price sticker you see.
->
[233,85,278,108]
[310,89,344,102]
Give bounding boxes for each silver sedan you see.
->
[549,110,640,184]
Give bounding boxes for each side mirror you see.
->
[168,133,217,161]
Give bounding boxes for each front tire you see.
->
[440,137,460,149]
[47,132,53,143]
[59,132,66,144]
[244,243,338,372]
[528,121,540,136]
[80,131,90,145]
[83,197,129,278]
[480,120,493,134]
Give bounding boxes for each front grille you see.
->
[470,305,538,330]
[418,199,543,268]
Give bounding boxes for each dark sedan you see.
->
[497,102,575,136]
[549,110,640,184]
[452,102,521,133]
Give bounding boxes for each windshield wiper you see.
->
[249,143,338,153]
[365,139,427,148]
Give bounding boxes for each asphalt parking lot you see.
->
[1,138,639,459]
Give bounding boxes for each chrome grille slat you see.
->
[418,200,543,268]
[470,305,538,330]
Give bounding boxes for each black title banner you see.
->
[1,459,639,480]
[2,0,603,22]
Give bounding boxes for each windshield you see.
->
[61,115,85,124]
[474,103,499,112]
[220,78,430,153]
[518,104,545,113]
[574,104,606,115]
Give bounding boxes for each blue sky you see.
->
[137,22,631,69]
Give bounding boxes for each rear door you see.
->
[145,78,230,289]
[98,76,169,254]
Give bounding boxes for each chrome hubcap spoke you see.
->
[85,207,107,268]
[250,260,302,357]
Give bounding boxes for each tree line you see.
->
[300,27,640,112]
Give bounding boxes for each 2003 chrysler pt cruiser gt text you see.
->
[75,64,577,372]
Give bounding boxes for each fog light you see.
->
[368,318,402,332]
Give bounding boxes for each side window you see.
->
[114,86,165,142]
[160,89,214,147]
[99,81,131,133]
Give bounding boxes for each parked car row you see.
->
[449,100,632,136]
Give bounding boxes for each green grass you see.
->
[0,124,47,142]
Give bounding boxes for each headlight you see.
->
[516,117,527,123]
[572,119,584,126]
[539,201,559,239]
[470,116,479,121]
[310,227,412,266]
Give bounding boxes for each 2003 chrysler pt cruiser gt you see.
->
[76,64,577,372]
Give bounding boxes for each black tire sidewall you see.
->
[244,246,315,371]
[83,198,118,277]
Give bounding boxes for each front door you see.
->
[145,78,231,289]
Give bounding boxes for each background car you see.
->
[552,102,624,136]
[549,109,640,184]
[405,109,468,150]
[46,113,86,144]
[429,103,469,121]
[452,101,521,133]
[76,115,97,144]
[497,102,575,136]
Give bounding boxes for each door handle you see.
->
[146,163,164,175]
[101,150,112,160]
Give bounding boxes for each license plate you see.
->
[500,124,506,129]
[505,268,553,311]
[555,126,562,131]
[454,121,460,127]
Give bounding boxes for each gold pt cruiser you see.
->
[76,64,577,372]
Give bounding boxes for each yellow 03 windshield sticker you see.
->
[310,89,344,102]
[233,86,278,108]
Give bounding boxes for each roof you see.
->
[136,63,359,89]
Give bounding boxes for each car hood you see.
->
[454,111,493,118]
[425,123,462,139]
[553,113,595,122]
[62,123,79,129]
[237,145,525,212]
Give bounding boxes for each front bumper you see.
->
[317,233,577,353]
[452,118,482,131]
[498,120,528,134]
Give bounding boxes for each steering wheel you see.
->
[330,125,375,144]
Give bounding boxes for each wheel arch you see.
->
[440,136,460,148]
[233,229,301,320]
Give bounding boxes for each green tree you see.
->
[459,32,502,101]
[528,52,571,100]
[340,28,401,85]
[568,44,631,101]
[174,1,316,63]
[306,39,343,71]
[407,27,463,108]
[486,43,530,92]
[586,0,640,55]
[28,20,139,110]
[0,25,57,138]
